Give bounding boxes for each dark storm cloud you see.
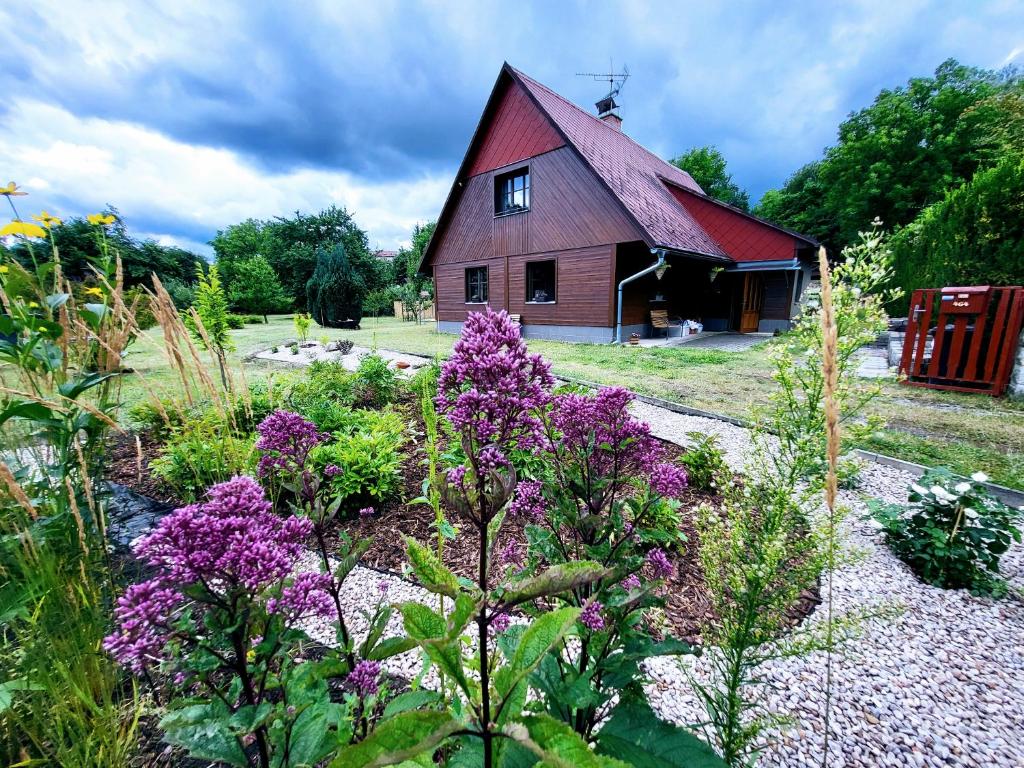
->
[0,0,1019,250]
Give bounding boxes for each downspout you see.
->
[615,248,667,344]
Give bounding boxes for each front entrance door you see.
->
[739,273,764,333]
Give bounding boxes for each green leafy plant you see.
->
[681,432,729,492]
[188,262,234,389]
[294,311,312,343]
[0,194,142,766]
[151,421,257,501]
[310,431,404,511]
[351,353,398,409]
[229,254,291,322]
[869,469,1021,596]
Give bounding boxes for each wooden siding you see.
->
[507,245,614,326]
[761,271,793,320]
[432,146,644,267]
[467,81,563,177]
[434,258,507,323]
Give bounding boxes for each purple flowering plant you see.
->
[104,475,354,767]
[514,385,696,739]
[339,308,611,768]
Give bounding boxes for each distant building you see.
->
[419,63,818,343]
[374,249,397,262]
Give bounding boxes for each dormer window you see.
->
[495,167,530,215]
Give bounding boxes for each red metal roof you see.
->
[508,65,819,263]
[666,185,803,263]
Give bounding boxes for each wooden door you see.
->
[739,273,764,333]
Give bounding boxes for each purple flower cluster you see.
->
[256,409,326,478]
[348,659,382,697]
[489,610,512,634]
[646,548,673,580]
[550,387,663,478]
[358,506,375,517]
[507,480,546,521]
[493,539,524,573]
[620,573,641,592]
[135,476,311,592]
[650,463,689,499]
[267,572,335,622]
[105,476,321,672]
[476,445,510,472]
[102,581,182,672]
[579,600,605,631]
[436,308,554,451]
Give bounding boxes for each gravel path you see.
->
[290,399,1024,768]
[631,404,1024,768]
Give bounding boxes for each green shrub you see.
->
[293,312,312,342]
[407,359,440,399]
[151,422,256,501]
[680,431,729,492]
[310,431,404,512]
[869,468,1021,596]
[888,154,1024,315]
[126,398,189,439]
[351,353,397,408]
[306,243,365,328]
[226,313,245,329]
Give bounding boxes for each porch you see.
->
[614,243,812,339]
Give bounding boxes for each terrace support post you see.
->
[615,248,667,344]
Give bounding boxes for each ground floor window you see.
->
[465,266,488,303]
[525,260,556,303]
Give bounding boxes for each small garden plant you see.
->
[870,469,1022,596]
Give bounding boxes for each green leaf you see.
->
[0,678,44,714]
[595,696,726,767]
[228,702,273,732]
[510,713,629,768]
[368,635,418,661]
[405,536,461,597]
[329,710,461,768]
[498,562,608,609]
[400,602,473,699]
[383,690,444,719]
[493,608,580,728]
[160,703,248,767]
[334,537,372,583]
[0,399,53,428]
[289,700,347,767]
[400,602,446,642]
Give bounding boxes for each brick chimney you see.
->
[600,112,622,131]
[595,93,622,131]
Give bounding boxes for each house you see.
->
[419,63,818,343]
[374,249,397,262]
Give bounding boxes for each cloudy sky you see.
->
[0,1,1020,255]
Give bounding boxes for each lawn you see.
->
[119,314,1024,490]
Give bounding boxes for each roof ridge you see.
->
[508,66,701,190]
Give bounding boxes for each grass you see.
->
[118,314,1024,490]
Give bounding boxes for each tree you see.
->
[190,263,233,389]
[756,59,1014,254]
[888,153,1024,313]
[754,162,839,250]
[306,244,366,328]
[228,255,291,321]
[670,146,750,211]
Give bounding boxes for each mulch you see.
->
[106,392,819,646]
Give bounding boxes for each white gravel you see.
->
[290,398,1024,767]
[631,404,1024,768]
[254,342,431,375]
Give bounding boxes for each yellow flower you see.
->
[87,213,116,226]
[246,648,256,663]
[0,181,27,197]
[28,301,39,308]
[32,210,62,228]
[0,265,8,274]
[0,220,47,238]
[84,286,104,297]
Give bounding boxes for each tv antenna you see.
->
[576,60,629,115]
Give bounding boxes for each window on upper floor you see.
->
[495,167,530,215]
[465,266,489,303]
[525,260,556,304]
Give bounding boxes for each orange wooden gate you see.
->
[899,285,1024,396]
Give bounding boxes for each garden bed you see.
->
[105,388,820,646]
